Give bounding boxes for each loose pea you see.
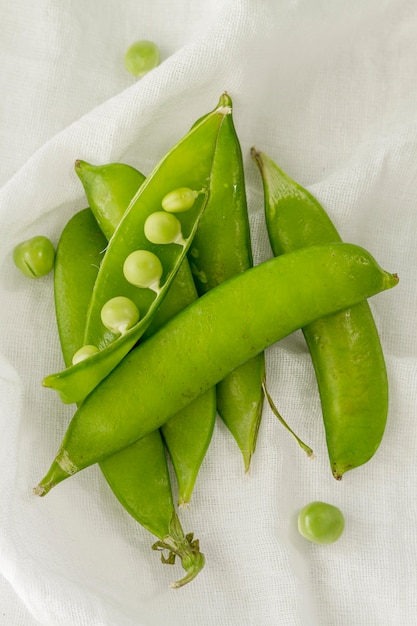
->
[72,344,99,365]
[123,249,163,292]
[297,501,345,544]
[100,296,140,334]
[144,212,186,246]
[13,235,55,278]
[124,40,160,78]
[161,187,199,213]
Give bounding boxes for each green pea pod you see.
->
[42,94,232,404]
[35,242,398,494]
[145,258,216,507]
[75,160,216,505]
[251,148,390,479]
[188,100,265,472]
[74,160,146,240]
[54,208,204,587]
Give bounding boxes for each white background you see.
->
[1,1,416,624]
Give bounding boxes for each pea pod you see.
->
[74,160,146,240]
[75,160,216,505]
[35,242,398,494]
[54,208,204,587]
[188,99,265,472]
[252,148,390,478]
[42,93,232,404]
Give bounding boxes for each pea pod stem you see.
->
[35,242,398,495]
[152,512,205,588]
[262,380,314,458]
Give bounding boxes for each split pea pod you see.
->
[188,98,265,472]
[75,159,216,505]
[252,148,390,478]
[42,93,232,404]
[35,242,398,495]
[54,207,204,587]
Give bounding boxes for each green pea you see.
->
[252,148,390,479]
[161,187,199,213]
[144,211,186,246]
[72,344,99,365]
[35,242,398,493]
[100,296,140,334]
[123,250,163,292]
[297,501,345,544]
[13,235,55,278]
[124,40,160,78]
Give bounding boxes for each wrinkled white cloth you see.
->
[1,1,416,624]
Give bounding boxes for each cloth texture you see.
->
[1,1,416,624]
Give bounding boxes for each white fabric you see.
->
[1,1,416,624]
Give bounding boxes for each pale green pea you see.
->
[144,211,186,246]
[72,345,99,365]
[124,40,160,78]
[100,296,140,335]
[123,249,163,292]
[13,235,55,278]
[161,188,199,213]
[297,501,345,544]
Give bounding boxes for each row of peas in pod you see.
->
[13,94,398,587]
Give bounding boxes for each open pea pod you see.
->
[42,93,232,404]
[75,159,217,505]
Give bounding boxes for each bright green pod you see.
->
[35,242,398,494]
[188,101,265,472]
[42,93,232,404]
[74,161,146,241]
[53,208,204,587]
[252,148,390,479]
[74,160,216,504]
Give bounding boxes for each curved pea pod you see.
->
[35,242,398,494]
[252,148,390,479]
[188,102,265,472]
[42,93,232,404]
[75,160,216,505]
[53,208,204,587]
